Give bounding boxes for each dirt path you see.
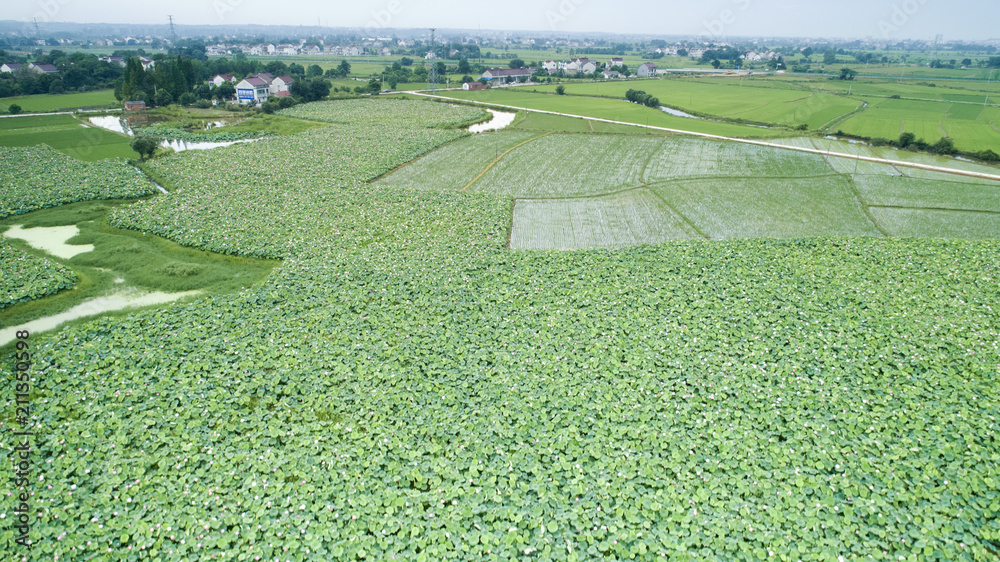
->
[411,92,1000,183]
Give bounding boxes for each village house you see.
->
[463,81,486,91]
[235,76,270,105]
[564,58,598,74]
[28,62,58,75]
[541,61,559,73]
[210,74,235,88]
[636,62,657,76]
[101,56,126,67]
[124,100,146,111]
[269,75,295,94]
[0,63,22,73]
[605,58,624,69]
[602,70,622,79]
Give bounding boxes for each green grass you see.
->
[0,199,279,331]
[432,89,792,138]
[509,188,701,249]
[0,113,134,160]
[838,97,1000,152]
[651,176,882,239]
[1,89,117,113]
[529,79,861,129]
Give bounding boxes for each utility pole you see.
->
[427,28,438,93]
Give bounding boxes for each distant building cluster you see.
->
[204,41,391,58]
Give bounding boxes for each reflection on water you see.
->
[468,110,517,133]
[160,138,259,152]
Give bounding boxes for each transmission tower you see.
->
[33,18,40,39]
[427,28,438,92]
[168,15,177,45]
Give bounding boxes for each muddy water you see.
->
[4,225,94,259]
[0,289,202,346]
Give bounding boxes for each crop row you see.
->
[0,242,76,308]
[0,145,156,219]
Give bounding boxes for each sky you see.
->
[13,0,998,41]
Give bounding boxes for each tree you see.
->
[457,58,471,74]
[155,90,173,107]
[400,57,413,67]
[839,68,857,81]
[962,58,973,67]
[677,48,688,57]
[287,63,305,76]
[823,50,837,65]
[338,60,351,76]
[555,85,565,95]
[711,59,721,69]
[897,132,916,149]
[931,137,956,155]
[8,103,21,115]
[801,47,814,58]
[214,82,235,101]
[509,58,525,69]
[130,135,160,161]
[307,64,323,77]
[460,75,474,84]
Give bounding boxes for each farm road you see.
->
[409,91,1000,183]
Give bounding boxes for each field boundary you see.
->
[460,132,551,192]
[867,204,1000,215]
[410,91,1000,183]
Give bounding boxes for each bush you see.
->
[870,137,890,147]
[195,99,213,109]
[179,92,197,106]
[555,85,565,95]
[8,103,21,115]
[974,149,999,162]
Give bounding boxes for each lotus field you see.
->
[2,98,999,560]
[0,145,156,219]
[0,243,76,308]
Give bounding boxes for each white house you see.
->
[267,44,276,54]
[602,70,622,79]
[380,47,392,57]
[605,58,623,69]
[210,74,235,88]
[28,62,58,75]
[541,60,559,73]
[138,57,155,71]
[269,75,294,94]
[0,63,22,73]
[564,58,598,74]
[637,62,657,76]
[235,76,270,105]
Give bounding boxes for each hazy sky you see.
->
[14,0,998,41]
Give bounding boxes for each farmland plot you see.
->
[870,207,1000,238]
[0,242,76,308]
[855,175,1000,213]
[467,133,663,197]
[642,137,835,182]
[5,97,1000,561]
[279,98,487,128]
[652,176,881,239]
[509,188,700,249]
[0,145,156,218]
[374,131,536,191]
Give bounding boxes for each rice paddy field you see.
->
[0,114,135,160]
[0,89,117,113]
[2,97,1000,560]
